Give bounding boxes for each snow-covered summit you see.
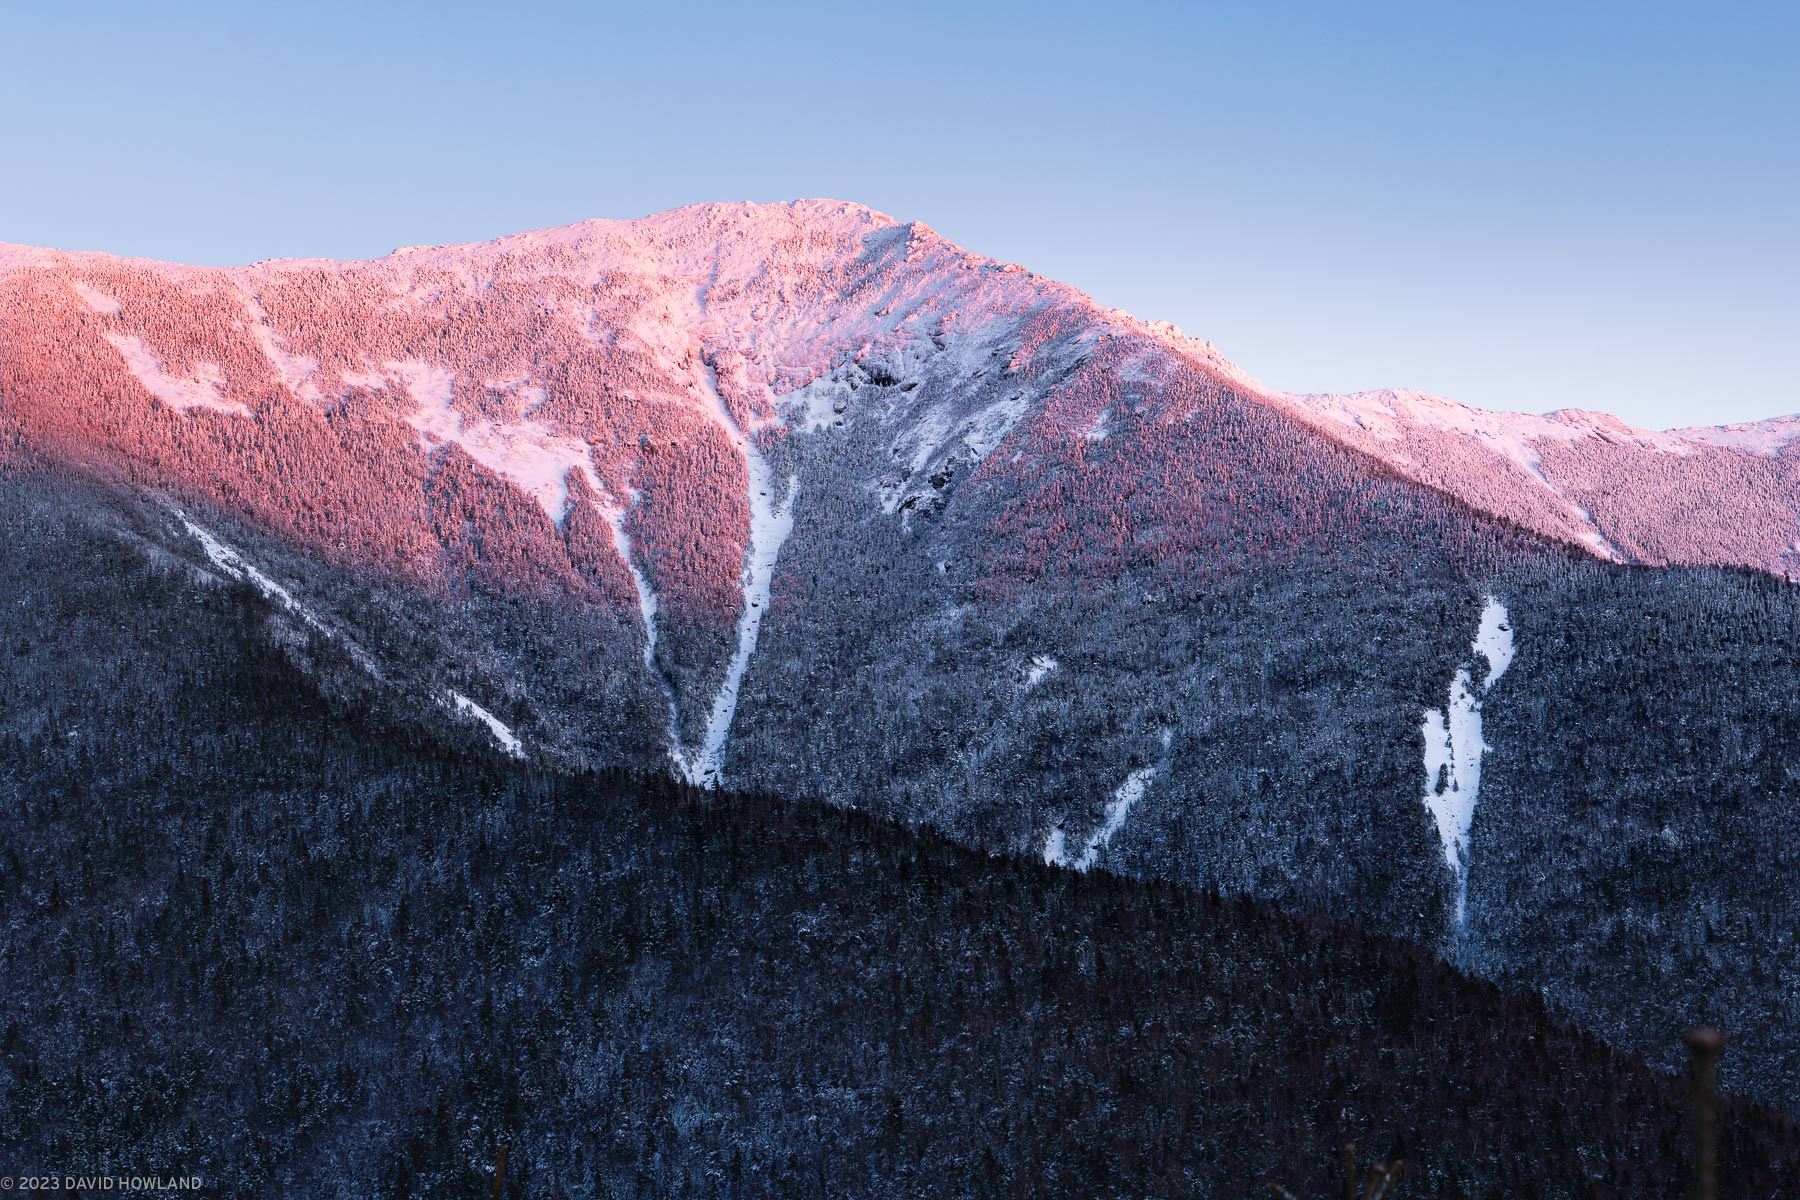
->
[5,197,1800,583]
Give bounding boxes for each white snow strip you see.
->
[348,360,592,524]
[447,690,525,759]
[1421,596,1514,931]
[340,367,390,391]
[108,334,249,417]
[241,295,322,401]
[1509,450,1625,562]
[175,510,327,635]
[379,360,595,525]
[1024,655,1059,688]
[670,362,799,787]
[1073,764,1160,871]
[174,507,387,677]
[1046,729,1173,871]
[1470,598,1515,682]
[595,494,661,669]
[71,281,122,315]
[175,507,532,760]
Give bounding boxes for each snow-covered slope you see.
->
[0,201,1099,771]
[5,199,1795,594]
[1265,387,1800,575]
[5,198,1800,780]
[8,201,1800,1115]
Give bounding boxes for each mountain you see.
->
[3,200,1799,1116]
[3,473,1797,1197]
[1272,388,1800,573]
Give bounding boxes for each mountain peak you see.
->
[7,200,1800,581]
[367,198,900,266]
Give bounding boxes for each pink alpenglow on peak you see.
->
[4,196,1799,645]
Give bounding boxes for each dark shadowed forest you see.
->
[1,468,1797,1198]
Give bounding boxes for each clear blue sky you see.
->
[4,0,1794,427]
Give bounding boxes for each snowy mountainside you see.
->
[7,468,1796,1196]
[5,200,1800,1113]
[1268,386,1800,574]
[0,201,1115,771]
